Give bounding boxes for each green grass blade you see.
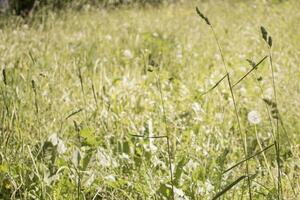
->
[212,175,247,200]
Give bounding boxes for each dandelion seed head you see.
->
[247,110,261,124]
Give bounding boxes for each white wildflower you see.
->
[247,110,261,124]
[123,49,133,59]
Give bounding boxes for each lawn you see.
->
[0,0,300,199]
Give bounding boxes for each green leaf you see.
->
[81,149,94,171]
[212,175,247,200]
[158,183,172,198]
[174,157,188,186]
[80,128,97,146]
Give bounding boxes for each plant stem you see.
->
[210,25,253,200]
[269,50,282,200]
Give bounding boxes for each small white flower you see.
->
[123,49,133,59]
[247,110,261,124]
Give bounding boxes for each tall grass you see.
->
[0,0,299,199]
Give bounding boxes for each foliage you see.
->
[0,0,299,199]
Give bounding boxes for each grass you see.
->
[0,0,300,199]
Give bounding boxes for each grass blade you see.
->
[65,108,83,120]
[232,55,268,88]
[212,175,247,200]
[223,143,275,174]
[200,74,227,96]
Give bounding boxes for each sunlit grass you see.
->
[0,0,299,199]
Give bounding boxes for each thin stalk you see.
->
[156,71,167,125]
[31,80,41,139]
[254,125,275,183]
[232,55,268,88]
[91,80,98,107]
[73,121,81,200]
[210,24,253,199]
[252,70,278,191]
[155,69,174,200]
[166,136,174,200]
[223,143,275,174]
[77,67,88,120]
[269,50,282,199]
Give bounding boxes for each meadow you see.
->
[0,0,300,199]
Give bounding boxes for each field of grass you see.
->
[0,0,300,199]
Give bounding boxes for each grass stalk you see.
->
[73,120,82,200]
[155,67,175,200]
[223,143,275,174]
[196,7,253,199]
[254,125,275,183]
[260,26,282,199]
